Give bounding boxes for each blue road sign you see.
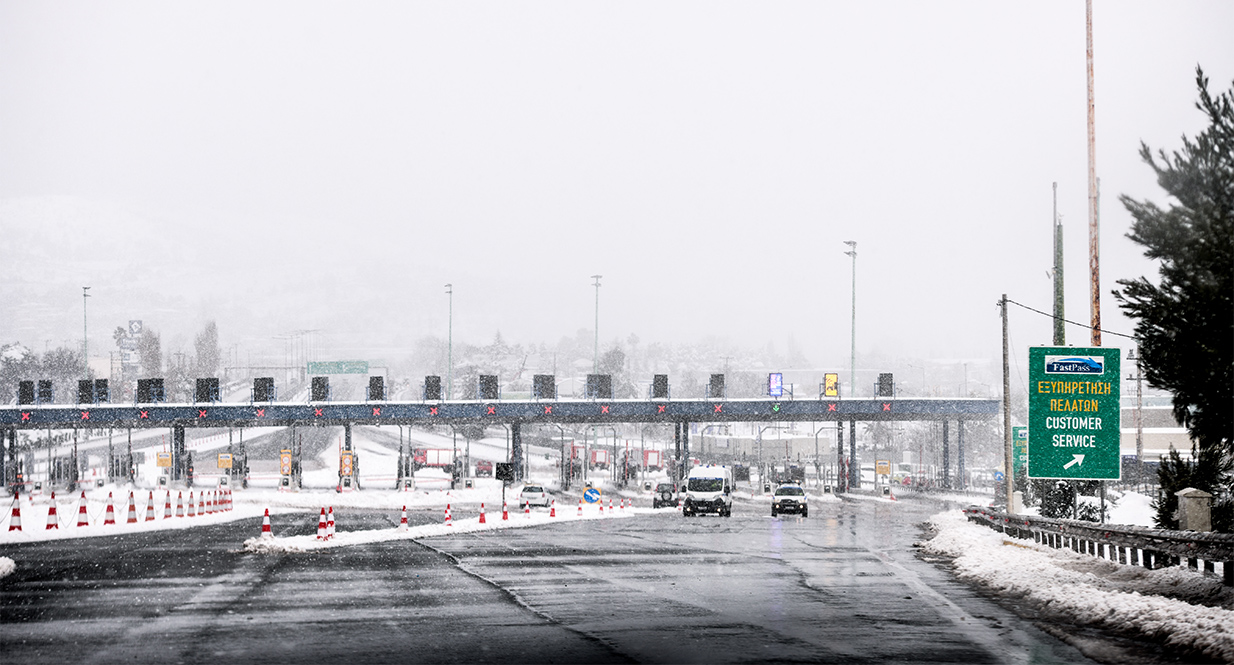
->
[583,487,602,504]
[994,471,1005,482]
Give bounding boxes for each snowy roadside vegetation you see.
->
[922,509,1234,662]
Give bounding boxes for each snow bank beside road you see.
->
[0,556,14,579]
[243,505,650,553]
[923,509,1234,662]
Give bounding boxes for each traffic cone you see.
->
[525,502,531,518]
[479,503,486,524]
[205,491,212,515]
[577,498,583,516]
[608,498,613,513]
[226,489,232,511]
[76,491,89,527]
[176,492,185,518]
[188,491,196,517]
[125,491,138,524]
[399,506,408,531]
[103,492,116,525]
[677,498,682,511]
[444,503,452,526]
[599,499,604,515]
[550,499,556,518]
[327,507,335,540]
[164,492,172,519]
[145,491,156,521]
[46,491,59,529]
[316,508,328,540]
[7,490,21,531]
[502,501,509,521]
[260,508,272,538]
[197,492,204,516]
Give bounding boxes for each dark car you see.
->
[771,484,808,517]
[652,482,677,508]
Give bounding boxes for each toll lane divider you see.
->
[243,505,652,554]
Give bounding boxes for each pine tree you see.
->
[1114,68,1233,531]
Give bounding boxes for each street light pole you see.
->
[843,242,857,396]
[591,275,602,375]
[445,284,453,399]
[82,286,91,378]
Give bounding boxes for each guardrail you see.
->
[963,506,1234,586]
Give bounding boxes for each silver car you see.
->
[518,484,550,508]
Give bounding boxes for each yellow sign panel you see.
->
[217,453,233,469]
[280,449,292,476]
[875,460,891,475]
[156,451,172,468]
[823,373,839,397]
[340,452,353,477]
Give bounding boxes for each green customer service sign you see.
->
[1027,347,1121,480]
[1012,427,1028,478]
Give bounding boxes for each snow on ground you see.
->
[244,503,653,554]
[923,509,1234,662]
[0,556,14,579]
[1108,490,1157,528]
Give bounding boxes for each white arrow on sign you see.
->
[1063,454,1085,470]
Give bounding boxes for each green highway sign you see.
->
[1027,346,1121,480]
[1012,426,1028,478]
[307,360,369,375]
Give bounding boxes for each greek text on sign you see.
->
[217,453,232,469]
[1027,347,1120,480]
[875,460,891,475]
[156,451,172,468]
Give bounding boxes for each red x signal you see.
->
[372,407,381,416]
[429,407,438,416]
[487,406,496,415]
[828,403,837,412]
[255,409,265,417]
[198,410,207,418]
[20,412,30,421]
[882,403,891,411]
[601,405,609,414]
[314,408,323,417]
[657,405,666,413]
[139,410,149,419]
[714,404,723,413]
[544,406,552,414]
[80,411,89,420]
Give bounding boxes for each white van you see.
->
[682,465,733,517]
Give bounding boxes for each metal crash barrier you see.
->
[963,506,1234,586]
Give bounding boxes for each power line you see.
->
[1004,298,1136,341]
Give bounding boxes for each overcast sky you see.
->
[2,1,1231,377]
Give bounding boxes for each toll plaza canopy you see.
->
[0,398,999,430]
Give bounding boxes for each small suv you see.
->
[652,482,677,508]
[771,484,808,517]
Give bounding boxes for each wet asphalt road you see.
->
[0,495,1098,664]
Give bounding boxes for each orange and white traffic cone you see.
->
[479,503,486,524]
[226,489,232,511]
[577,498,583,516]
[126,491,138,524]
[550,499,556,518]
[7,491,21,532]
[608,498,613,513]
[163,492,172,519]
[76,491,89,527]
[326,507,335,540]
[197,492,204,516]
[677,498,682,511]
[444,503,453,526]
[399,506,408,531]
[316,508,328,540]
[260,508,272,538]
[46,491,59,530]
[176,492,185,518]
[524,502,531,519]
[502,501,509,521]
[103,492,116,525]
[599,499,604,515]
[188,491,196,517]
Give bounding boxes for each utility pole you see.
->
[1052,183,1065,345]
[1086,0,1101,347]
[591,275,602,375]
[843,241,857,396]
[1129,347,1144,490]
[82,286,91,378]
[1001,294,1014,513]
[445,284,453,399]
